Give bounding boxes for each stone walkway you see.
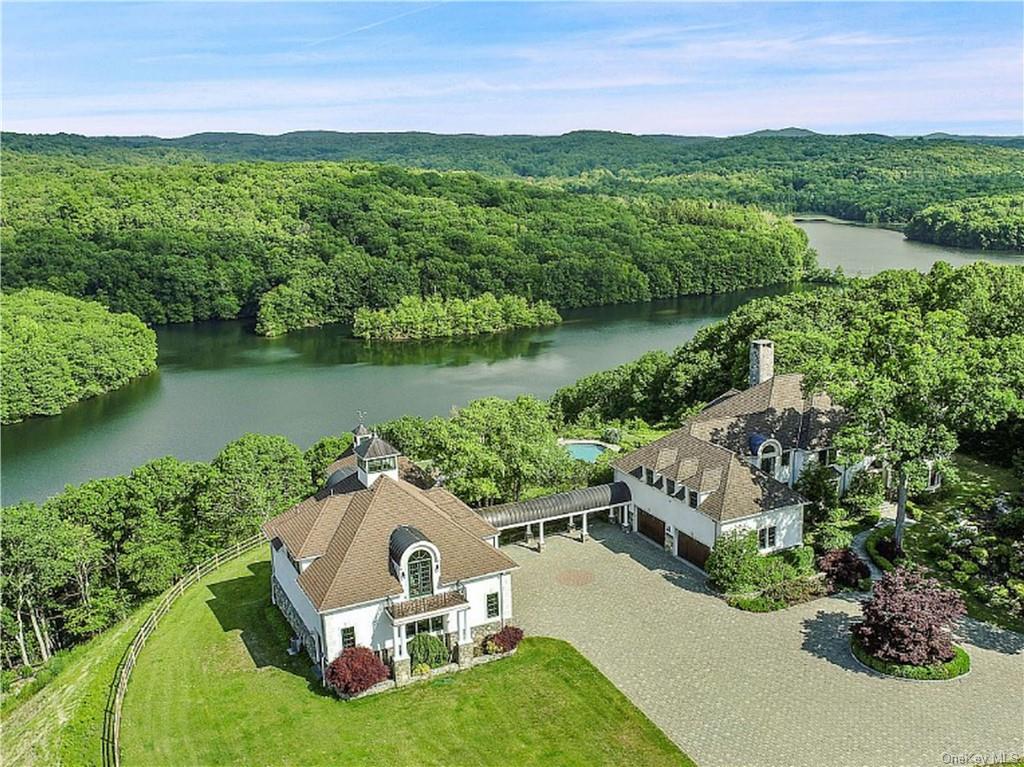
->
[508,522,1024,767]
[851,525,885,581]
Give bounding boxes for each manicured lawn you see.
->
[905,453,1023,633]
[121,548,693,767]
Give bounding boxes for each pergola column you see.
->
[581,512,588,542]
[538,521,545,551]
[391,622,403,659]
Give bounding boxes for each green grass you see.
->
[904,453,1023,633]
[1,602,151,767]
[851,638,971,680]
[121,548,693,767]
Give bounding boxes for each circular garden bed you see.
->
[850,637,970,680]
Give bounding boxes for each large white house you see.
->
[610,339,867,568]
[262,429,517,684]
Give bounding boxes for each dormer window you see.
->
[688,489,698,509]
[759,442,779,475]
[407,549,434,598]
[665,479,676,496]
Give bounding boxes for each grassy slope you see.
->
[1,604,150,767]
[905,453,1024,633]
[122,548,691,767]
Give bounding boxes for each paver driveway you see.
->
[509,521,1024,767]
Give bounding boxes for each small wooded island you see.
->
[0,289,157,423]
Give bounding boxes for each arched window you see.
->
[407,549,434,598]
[759,443,779,475]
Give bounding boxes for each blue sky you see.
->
[3,2,1021,136]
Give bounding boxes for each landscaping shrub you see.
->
[783,545,816,575]
[852,637,970,680]
[325,647,389,695]
[486,625,524,654]
[705,530,761,592]
[817,548,870,591]
[412,662,432,676]
[854,566,965,666]
[762,575,825,604]
[844,471,885,517]
[814,522,854,553]
[408,633,449,669]
[727,595,785,612]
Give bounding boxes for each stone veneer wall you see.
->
[272,577,319,664]
[471,620,503,643]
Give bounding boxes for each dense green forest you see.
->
[5,263,1022,673]
[2,154,812,333]
[905,194,1024,252]
[551,262,1024,428]
[1,432,346,670]
[6,130,1024,226]
[0,290,157,423]
[351,293,560,341]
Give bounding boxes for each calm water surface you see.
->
[4,222,1020,503]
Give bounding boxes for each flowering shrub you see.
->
[408,633,449,668]
[325,647,389,695]
[817,548,870,591]
[853,566,965,666]
[486,625,524,654]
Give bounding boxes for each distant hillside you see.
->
[5,130,1023,226]
[2,155,813,334]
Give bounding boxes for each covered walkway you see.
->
[477,482,631,550]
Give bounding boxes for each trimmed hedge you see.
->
[851,637,970,680]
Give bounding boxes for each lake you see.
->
[2,221,1019,503]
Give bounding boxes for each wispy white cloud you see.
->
[2,2,1021,136]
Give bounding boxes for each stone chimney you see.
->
[749,339,774,388]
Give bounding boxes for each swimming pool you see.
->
[565,441,609,463]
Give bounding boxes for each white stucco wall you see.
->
[614,468,718,548]
[271,544,323,642]
[718,503,804,552]
[463,572,506,628]
[318,570,512,664]
[322,600,392,661]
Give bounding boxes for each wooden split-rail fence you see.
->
[102,533,265,767]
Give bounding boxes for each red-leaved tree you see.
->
[325,646,389,695]
[853,566,965,665]
[817,548,869,591]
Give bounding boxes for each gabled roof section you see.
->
[688,373,841,454]
[261,494,352,561]
[612,421,805,521]
[288,476,515,612]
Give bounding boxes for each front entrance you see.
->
[676,531,711,569]
[636,509,666,544]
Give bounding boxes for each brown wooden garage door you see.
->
[677,531,711,569]
[636,509,665,544]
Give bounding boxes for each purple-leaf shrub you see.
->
[325,646,389,695]
[817,548,870,591]
[488,625,524,653]
[853,566,965,666]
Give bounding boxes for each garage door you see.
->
[676,531,711,569]
[636,509,665,544]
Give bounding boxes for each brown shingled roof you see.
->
[688,373,842,455]
[613,404,807,522]
[264,476,515,613]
